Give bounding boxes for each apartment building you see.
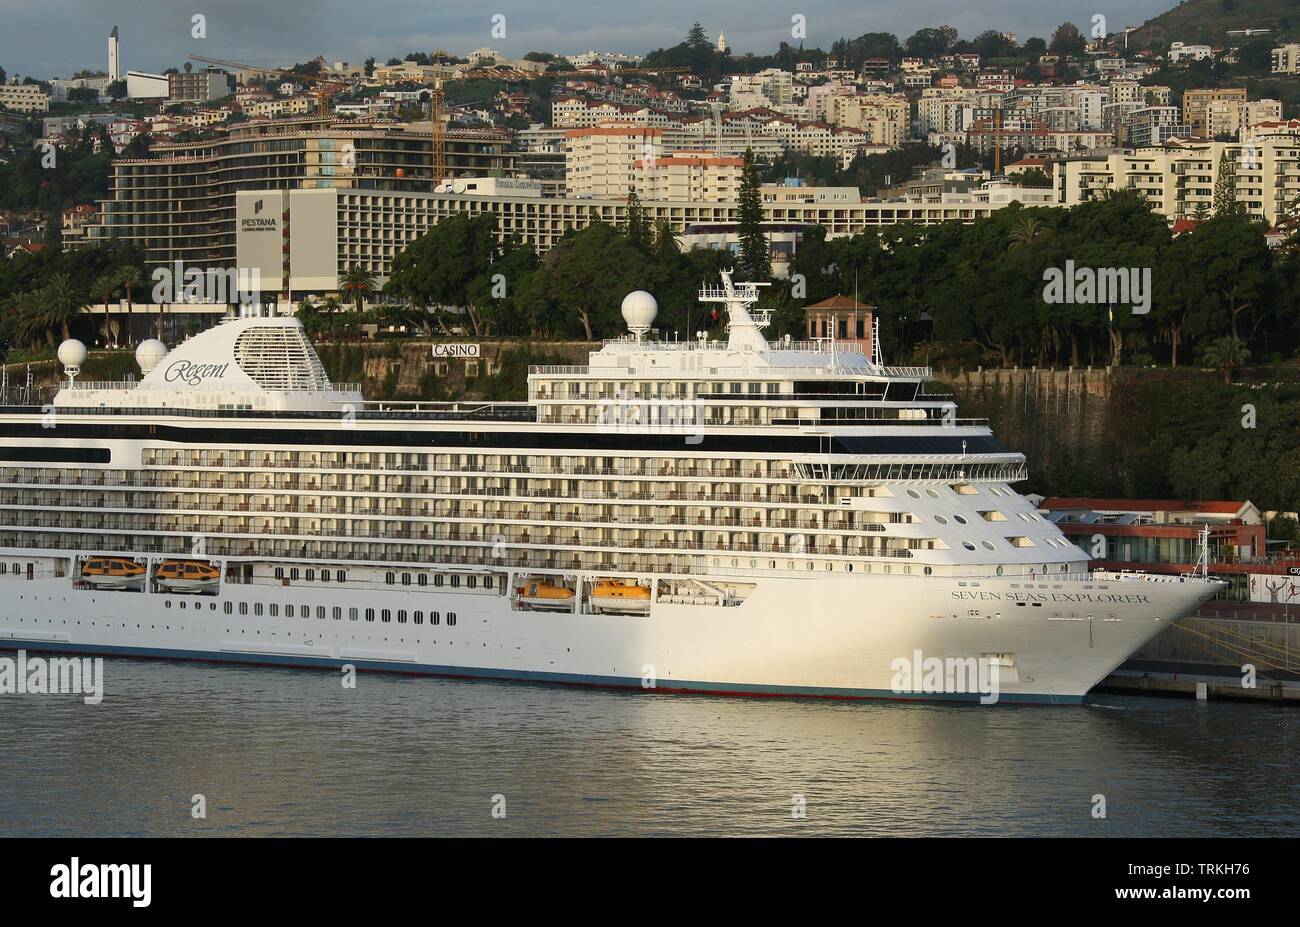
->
[632,151,743,202]
[1182,88,1247,136]
[78,116,514,270]
[168,70,231,103]
[1205,99,1283,139]
[1054,123,1300,225]
[1121,106,1192,148]
[564,124,665,198]
[1273,44,1300,74]
[830,94,910,148]
[0,83,51,113]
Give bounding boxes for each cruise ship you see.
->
[0,274,1223,703]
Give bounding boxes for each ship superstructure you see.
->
[0,275,1223,702]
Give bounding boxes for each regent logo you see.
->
[50,858,151,908]
[163,360,232,386]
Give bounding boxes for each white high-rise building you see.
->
[108,25,120,82]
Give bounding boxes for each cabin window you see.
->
[349,608,358,621]
[317,606,326,620]
[305,569,316,582]
[401,573,411,585]
[270,604,279,617]
[431,612,441,626]
[397,610,407,624]
[254,603,263,616]
[285,604,295,618]
[385,572,395,586]
[332,607,342,621]
[240,603,249,615]
[381,609,391,623]
[447,612,457,627]
[413,611,424,625]
[418,574,428,587]
[365,608,375,622]
[224,602,233,614]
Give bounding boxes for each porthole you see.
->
[982,540,996,551]
[381,609,391,623]
[332,607,342,621]
[254,603,263,617]
[996,565,1005,576]
[365,608,375,622]
[903,565,912,574]
[349,608,358,621]
[240,603,249,616]
[883,565,891,574]
[285,604,295,618]
[431,612,441,626]
[864,563,872,573]
[926,489,940,499]
[846,564,853,573]
[165,600,172,609]
[317,606,326,620]
[906,489,920,499]
[963,541,976,551]
[935,515,948,525]
[954,515,967,525]
[270,604,279,617]
[397,610,407,624]
[447,612,457,627]
[414,611,424,625]
[224,602,233,615]
[923,566,933,576]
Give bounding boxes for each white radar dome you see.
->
[620,290,658,336]
[57,339,87,370]
[135,339,168,375]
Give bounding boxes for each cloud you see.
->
[0,0,1172,79]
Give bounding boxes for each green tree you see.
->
[340,264,377,315]
[736,149,770,280]
[44,272,84,342]
[1213,150,1241,217]
[1200,335,1251,383]
[624,189,651,252]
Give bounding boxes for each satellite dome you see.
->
[135,338,168,375]
[620,290,658,336]
[57,339,87,370]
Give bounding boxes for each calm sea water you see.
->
[0,657,1294,837]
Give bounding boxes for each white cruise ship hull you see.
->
[0,567,1217,704]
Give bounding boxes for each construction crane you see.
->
[186,53,346,115]
[423,65,457,190]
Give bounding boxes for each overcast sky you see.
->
[1,0,1175,80]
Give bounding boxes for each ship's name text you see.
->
[951,591,1151,604]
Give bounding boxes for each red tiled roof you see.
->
[805,294,873,311]
[1041,498,1248,515]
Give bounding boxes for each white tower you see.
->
[108,26,120,82]
[717,31,729,54]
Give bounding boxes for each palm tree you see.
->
[320,295,343,340]
[1201,336,1251,384]
[113,265,146,342]
[340,265,376,315]
[91,272,120,347]
[44,272,85,343]
[13,293,50,349]
[1009,215,1046,249]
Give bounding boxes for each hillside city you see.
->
[0,8,1298,376]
